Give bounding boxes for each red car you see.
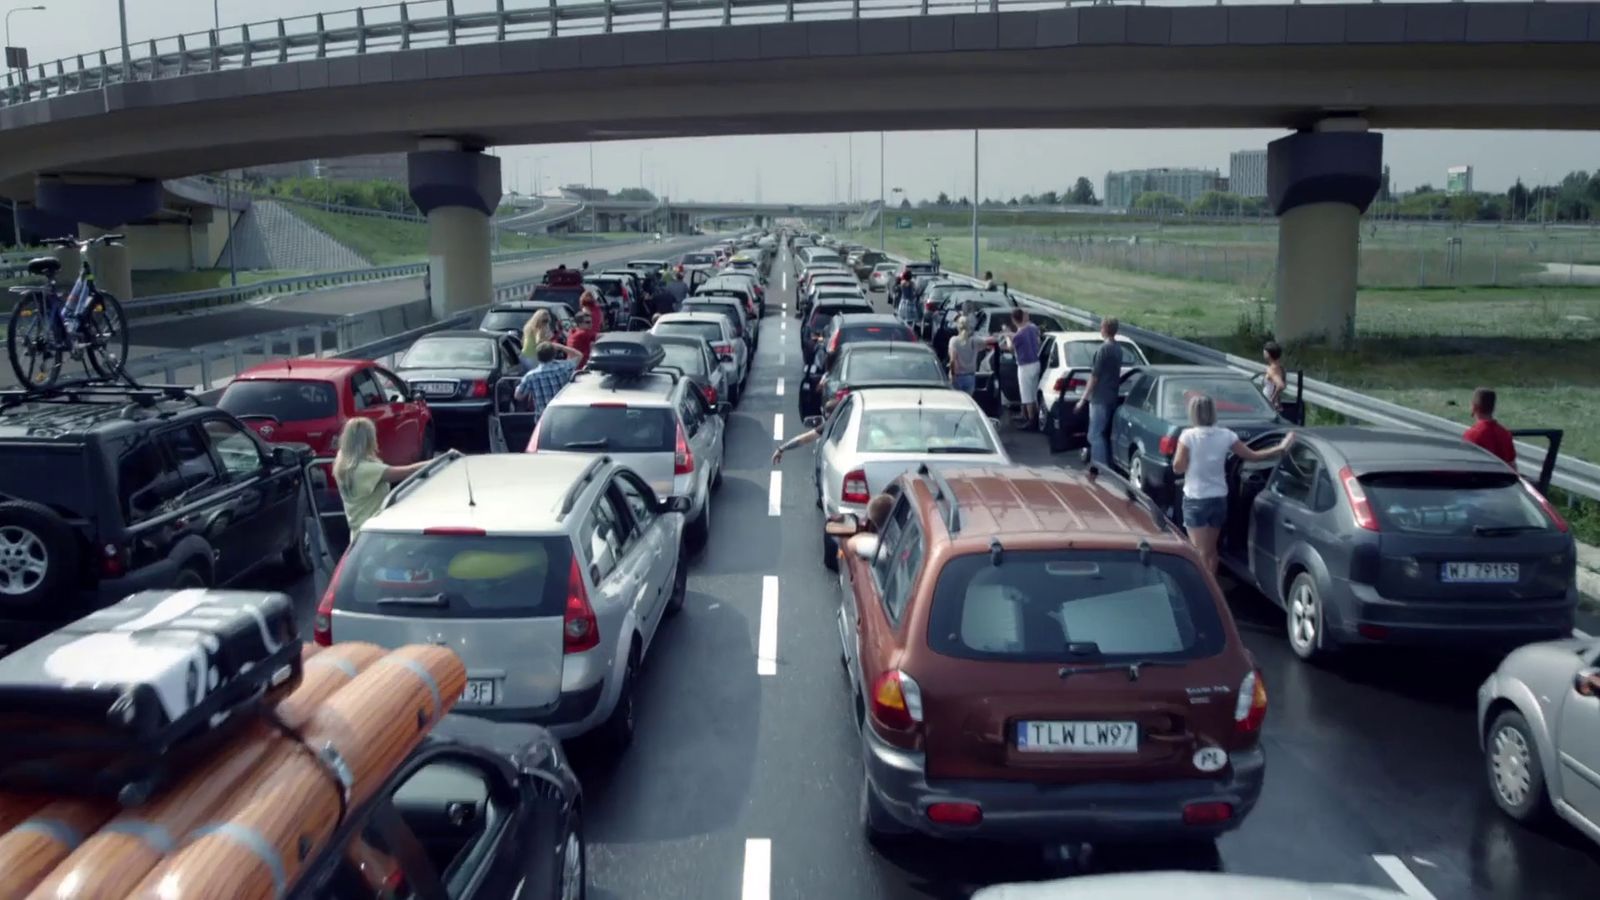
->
[217,358,434,462]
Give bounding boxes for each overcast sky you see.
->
[7,0,1598,203]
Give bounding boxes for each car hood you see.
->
[972,872,1404,900]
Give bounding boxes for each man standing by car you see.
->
[566,308,601,366]
[1003,308,1042,430]
[1463,387,1517,467]
[1076,317,1124,466]
[662,269,689,313]
[896,274,920,326]
[514,342,584,416]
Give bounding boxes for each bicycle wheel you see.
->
[81,291,130,381]
[7,294,63,390]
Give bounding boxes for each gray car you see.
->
[653,312,747,404]
[1218,426,1575,662]
[321,453,691,750]
[1478,635,1600,848]
[533,365,726,547]
[653,332,731,412]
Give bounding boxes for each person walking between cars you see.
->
[947,316,979,396]
[1172,394,1294,575]
[566,306,601,366]
[895,273,919,326]
[1076,317,1124,466]
[662,268,689,313]
[1262,341,1287,410]
[1463,387,1517,467]
[1002,308,1042,430]
[333,418,438,536]
[514,342,584,416]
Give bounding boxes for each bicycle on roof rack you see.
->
[6,234,131,391]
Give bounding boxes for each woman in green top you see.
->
[333,418,437,534]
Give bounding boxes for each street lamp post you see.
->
[971,129,980,275]
[5,4,45,250]
[117,0,129,80]
[878,131,885,252]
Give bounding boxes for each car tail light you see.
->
[713,341,734,361]
[1158,434,1179,456]
[1234,670,1267,734]
[842,469,870,505]
[1183,802,1234,826]
[563,556,599,654]
[314,552,349,646]
[702,383,718,406]
[1339,466,1379,531]
[100,542,127,579]
[927,803,982,826]
[674,421,694,475]
[468,380,489,399]
[869,669,924,731]
[924,300,937,310]
[833,387,850,404]
[1521,478,1569,532]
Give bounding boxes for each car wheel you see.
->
[686,498,711,551]
[598,649,638,754]
[174,564,208,590]
[823,531,839,571]
[666,552,688,616]
[0,501,77,609]
[1128,452,1147,491]
[1487,709,1551,824]
[560,809,587,900]
[282,502,318,576]
[1285,573,1329,662]
[1036,392,1049,431]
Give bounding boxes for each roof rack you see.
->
[0,381,201,415]
[916,464,963,535]
[381,452,458,510]
[558,455,612,520]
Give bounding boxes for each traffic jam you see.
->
[0,228,1593,899]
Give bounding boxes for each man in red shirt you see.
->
[565,306,600,366]
[1462,387,1516,466]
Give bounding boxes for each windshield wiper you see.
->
[375,593,450,608]
[925,446,993,454]
[562,439,609,450]
[1473,524,1545,536]
[1058,658,1187,682]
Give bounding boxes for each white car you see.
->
[1035,331,1150,423]
[653,312,749,403]
[867,262,897,292]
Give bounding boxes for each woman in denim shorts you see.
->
[1172,394,1294,574]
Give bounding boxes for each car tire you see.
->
[1035,392,1049,432]
[0,501,78,610]
[1285,572,1330,662]
[687,499,711,552]
[174,564,208,590]
[282,501,318,576]
[1487,709,1552,825]
[597,648,638,755]
[559,808,587,900]
[823,532,839,571]
[666,553,688,616]
[1128,452,1147,492]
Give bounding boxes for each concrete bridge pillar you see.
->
[32,175,161,301]
[1268,120,1383,348]
[408,142,501,319]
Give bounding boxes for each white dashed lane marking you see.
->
[773,414,783,441]
[768,471,782,516]
[776,378,785,396]
[757,576,779,676]
[1373,855,1438,899]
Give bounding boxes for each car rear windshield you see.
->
[481,311,533,333]
[655,321,725,345]
[660,343,708,376]
[530,285,581,305]
[218,379,338,422]
[858,408,994,454]
[844,352,943,384]
[809,305,870,328]
[1160,377,1274,420]
[403,339,495,369]
[335,532,570,619]
[1064,340,1148,368]
[840,324,915,346]
[927,549,1227,663]
[537,406,676,453]
[683,302,744,335]
[1362,471,1549,536]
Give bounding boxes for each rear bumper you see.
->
[456,680,606,737]
[862,726,1265,843]
[1328,580,1576,648]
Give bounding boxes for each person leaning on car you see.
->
[1172,394,1294,576]
[1076,317,1124,467]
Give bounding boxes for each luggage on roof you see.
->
[543,267,584,287]
[0,589,300,805]
[586,332,666,378]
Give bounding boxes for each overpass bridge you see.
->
[4,0,1599,344]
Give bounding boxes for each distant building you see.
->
[1446,165,1474,195]
[1103,167,1222,209]
[1229,149,1268,199]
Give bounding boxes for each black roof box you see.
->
[586,332,666,378]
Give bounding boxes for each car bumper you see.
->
[1328,580,1576,648]
[455,680,607,738]
[862,726,1265,842]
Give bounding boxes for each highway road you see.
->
[253,245,1600,899]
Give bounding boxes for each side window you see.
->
[201,418,265,480]
[871,494,914,591]
[1312,470,1338,513]
[825,396,854,444]
[162,425,221,493]
[1124,375,1153,411]
[372,368,411,403]
[350,371,385,410]
[1270,445,1320,506]
[677,398,699,439]
[583,494,626,582]
[120,442,175,522]
[880,516,925,628]
[615,474,657,530]
[1039,336,1057,368]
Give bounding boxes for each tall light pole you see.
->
[971,129,980,275]
[117,0,129,80]
[588,142,597,235]
[878,131,886,251]
[6,5,45,249]
[4,5,44,54]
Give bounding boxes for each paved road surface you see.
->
[252,246,1600,899]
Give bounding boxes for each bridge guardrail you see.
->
[895,256,1600,504]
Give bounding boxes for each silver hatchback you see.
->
[318,453,691,750]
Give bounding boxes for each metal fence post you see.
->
[177,34,189,75]
[447,0,458,45]
[209,29,221,71]
[603,0,613,33]
[400,3,412,50]
[146,39,158,80]
[660,0,668,31]
[277,19,288,63]
[316,14,327,58]
[241,23,253,66]
[199,355,212,390]
[357,8,367,53]
[785,0,794,22]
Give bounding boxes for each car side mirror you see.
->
[1575,669,1600,697]
[825,513,860,537]
[271,445,303,468]
[665,496,693,515]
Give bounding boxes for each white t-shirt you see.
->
[1178,426,1239,500]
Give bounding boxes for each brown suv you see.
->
[827,464,1267,847]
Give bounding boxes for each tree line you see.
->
[906,177,1100,209]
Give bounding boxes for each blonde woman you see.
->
[947,315,978,396]
[521,309,554,361]
[332,418,437,535]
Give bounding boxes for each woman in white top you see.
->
[1171,394,1293,575]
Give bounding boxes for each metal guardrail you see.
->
[899,257,1600,504]
[4,0,1520,108]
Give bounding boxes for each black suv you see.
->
[0,384,316,649]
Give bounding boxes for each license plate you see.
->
[415,381,457,397]
[1017,720,1138,753]
[1441,562,1520,584]
[459,679,497,706]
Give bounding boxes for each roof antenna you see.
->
[462,457,477,508]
